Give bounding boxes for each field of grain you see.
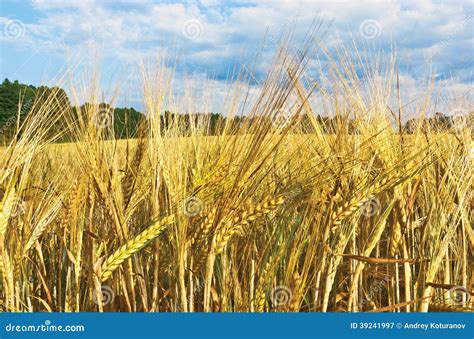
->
[0,35,472,313]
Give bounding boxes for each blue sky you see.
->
[0,0,472,113]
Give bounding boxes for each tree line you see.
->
[0,79,470,143]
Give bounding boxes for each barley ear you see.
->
[101,215,174,282]
[0,188,17,236]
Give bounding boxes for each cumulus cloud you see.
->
[0,0,472,113]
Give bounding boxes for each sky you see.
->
[0,0,473,115]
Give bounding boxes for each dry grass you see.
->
[0,28,472,312]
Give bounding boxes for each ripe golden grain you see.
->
[101,215,175,282]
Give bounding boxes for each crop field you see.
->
[0,36,472,313]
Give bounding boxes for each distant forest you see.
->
[0,79,144,143]
[0,79,470,143]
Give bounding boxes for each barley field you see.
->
[0,34,472,313]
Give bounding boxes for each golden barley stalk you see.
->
[255,257,274,312]
[330,166,421,229]
[190,206,217,246]
[23,197,62,255]
[0,244,4,285]
[101,215,175,282]
[0,188,17,236]
[214,195,284,254]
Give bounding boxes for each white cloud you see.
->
[0,0,471,113]
[31,0,98,11]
